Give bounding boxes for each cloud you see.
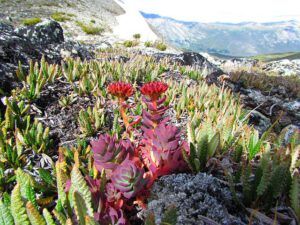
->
[125,0,300,23]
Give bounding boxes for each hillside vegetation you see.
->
[0,1,299,224]
[0,49,299,224]
[252,52,300,62]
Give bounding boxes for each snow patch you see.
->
[113,0,158,41]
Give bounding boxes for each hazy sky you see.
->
[124,0,300,23]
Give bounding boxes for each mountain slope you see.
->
[142,12,300,56]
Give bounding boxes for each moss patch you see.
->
[76,21,104,35]
[155,41,167,51]
[123,40,139,48]
[51,12,74,22]
[22,17,42,26]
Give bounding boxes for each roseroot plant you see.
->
[140,81,168,130]
[91,134,133,173]
[107,82,141,135]
[87,81,189,223]
[183,123,221,173]
[140,122,188,180]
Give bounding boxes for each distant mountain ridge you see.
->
[142,12,300,56]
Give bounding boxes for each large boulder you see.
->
[153,52,223,77]
[173,52,223,76]
[0,20,94,94]
[144,173,257,225]
[15,19,64,46]
[0,22,42,93]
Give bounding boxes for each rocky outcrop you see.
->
[154,52,223,77]
[220,58,259,73]
[144,173,258,225]
[239,88,300,128]
[15,20,64,46]
[0,20,95,93]
[263,59,300,76]
[0,22,42,93]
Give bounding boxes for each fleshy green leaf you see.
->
[73,191,88,225]
[0,200,14,225]
[11,184,30,225]
[71,166,93,216]
[208,132,220,157]
[42,208,56,225]
[26,202,46,225]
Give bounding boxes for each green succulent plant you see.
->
[78,104,106,137]
[16,57,60,101]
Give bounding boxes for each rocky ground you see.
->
[0,0,124,43]
[0,8,300,225]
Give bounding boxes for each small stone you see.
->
[249,110,271,134]
[279,124,300,145]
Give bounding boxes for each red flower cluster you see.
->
[107,82,134,99]
[141,81,168,101]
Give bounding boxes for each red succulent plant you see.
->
[111,156,148,199]
[106,183,124,209]
[141,96,168,130]
[95,206,126,225]
[107,82,134,100]
[85,176,103,210]
[107,82,140,132]
[141,81,168,101]
[91,134,133,173]
[140,122,188,181]
[141,82,169,130]
[89,81,189,225]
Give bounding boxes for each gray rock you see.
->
[173,52,223,76]
[0,22,42,93]
[279,124,300,145]
[152,52,223,78]
[220,58,259,73]
[15,19,64,46]
[249,110,271,134]
[240,88,300,128]
[282,100,300,117]
[144,173,254,225]
[0,21,94,94]
[263,59,300,76]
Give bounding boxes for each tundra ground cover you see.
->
[0,52,299,224]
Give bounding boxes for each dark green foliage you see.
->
[123,40,138,48]
[290,171,300,220]
[145,206,178,225]
[184,132,220,172]
[154,41,167,51]
[144,213,156,225]
[241,164,252,206]
[144,41,153,47]
[133,33,141,39]
[239,150,292,209]
[161,205,178,225]
[38,169,54,186]
[233,145,243,163]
